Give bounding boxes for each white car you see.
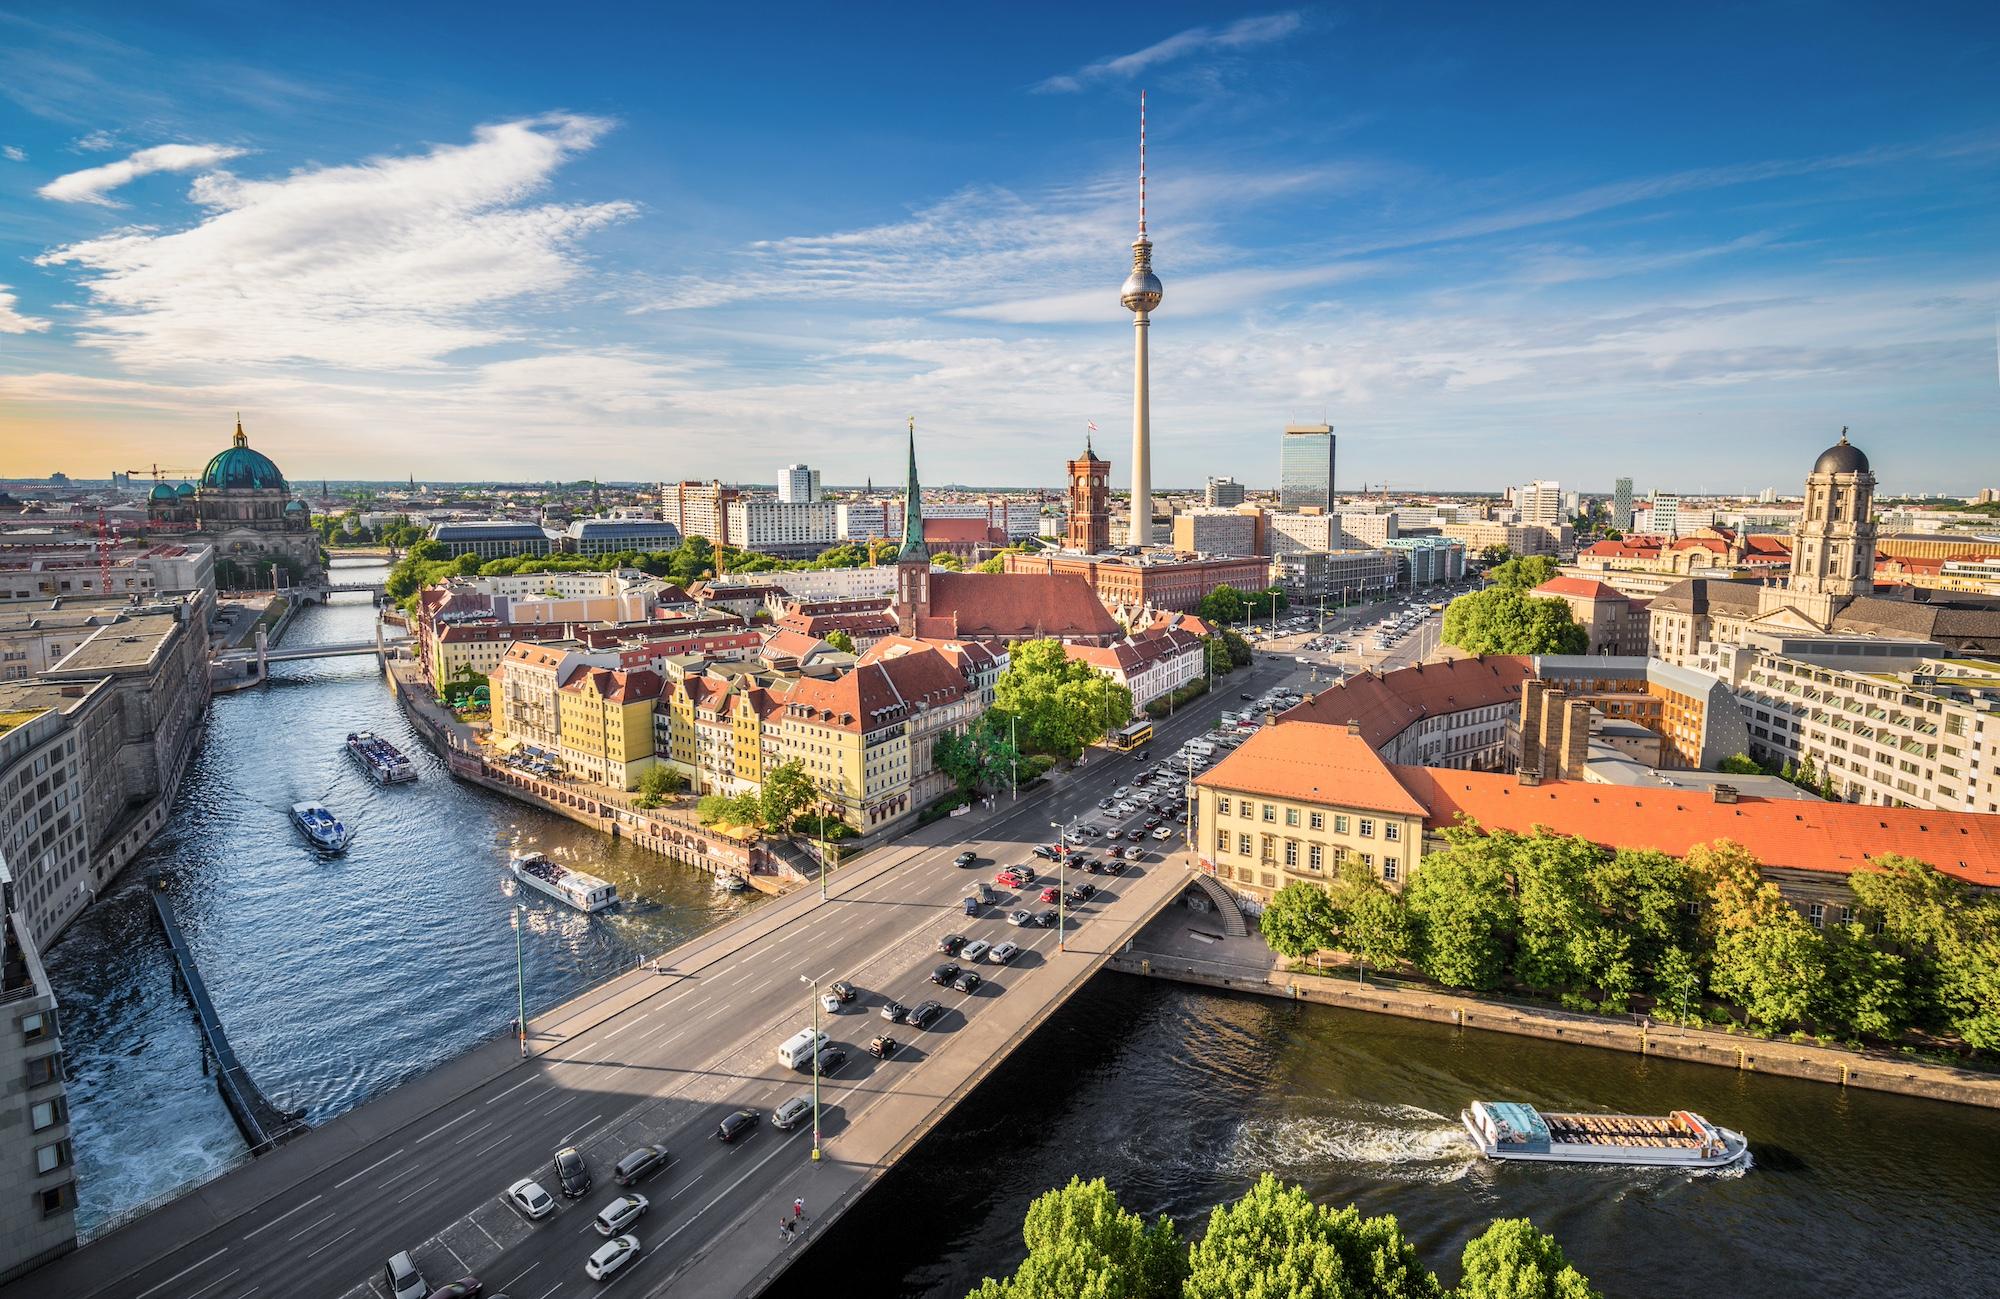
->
[821,992,844,1014]
[505,1177,556,1220]
[960,939,991,962]
[1151,826,1175,840]
[586,1233,642,1280]
[595,1193,649,1236]
[989,941,1021,963]
[1113,785,1133,798]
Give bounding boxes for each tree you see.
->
[1509,831,1608,992]
[1479,544,1513,564]
[1484,555,1559,591]
[976,555,1007,573]
[633,764,684,808]
[1328,859,1411,979]
[1440,590,1588,656]
[823,630,856,653]
[1454,1219,1601,1299]
[1711,907,1825,1031]
[1184,1173,1441,1299]
[696,791,761,828]
[759,759,817,832]
[935,716,1021,796]
[1221,629,1253,667]
[1260,881,1339,964]
[965,1176,1185,1299]
[1716,752,1764,776]
[1817,921,1910,1039]
[1938,902,2000,1050]
[992,639,1133,759]
[1203,635,1235,677]
[1199,584,1246,627]
[1848,854,1964,1028]
[933,551,965,571]
[1404,824,1518,990]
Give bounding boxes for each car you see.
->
[772,1095,813,1130]
[595,1193,649,1236]
[828,980,856,1002]
[880,999,909,1022]
[553,1146,591,1199]
[953,851,979,868]
[717,1109,760,1143]
[1064,889,1089,906]
[430,1281,483,1299]
[937,934,966,956]
[869,1034,899,1059]
[1081,858,1102,874]
[953,969,982,993]
[1075,882,1098,899]
[385,1253,428,1299]
[1035,908,1060,927]
[1113,785,1133,798]
[995,870,1026,888]
[989,940,1020,963]
[821,992,845,1014]
[1007,909,1034,926]
[505,1177,556,1220]
[1144,816,1163,829]
[814,1046,849,1076]
[963,895,982,917]
[612,1143,671,1187]
[1032,845,1059,860]
[1127,829,1146,841]
[1110,854,1135,870]
[907,1000,944,1028]
[1152,826,1176,840]
[961,939,991,962]
[931,961,962,985]
[1038,885,1061,904]
[1097,797,1115,809]
[584,1234,641,1281]
[1240,692,1255,700]
[1137,749,1151,760]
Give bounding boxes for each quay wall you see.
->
[1107,950,2000,1111]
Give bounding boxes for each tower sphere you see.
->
[1121,261,1163,313]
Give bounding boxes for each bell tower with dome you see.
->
[1761,428,1876,625]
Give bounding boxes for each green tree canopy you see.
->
[935,716,1022,796]
[1199,584,1246,626]
[823,629,857,653]
[933,551,966,571]
[1485,555,1559,591]
[758,759,818,832]
[1403,824,1519,990]
[1328,858,1411,978]
[1260,881,1339,963]
[966,1176,1185,1299]
[634,764,684,808]
[1440,590,1588,656]
[1454,1219,1601,1299]
[992,639,1133,759]
[1184,1173,1441,1299]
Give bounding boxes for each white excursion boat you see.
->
[1460,1101,1748,1169]
[292,802,351,852]
[509,851,618,913]
[347,731,418,784]
[714,873,750,893]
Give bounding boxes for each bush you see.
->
[1145,677,1211,718]
[917,792,970,825]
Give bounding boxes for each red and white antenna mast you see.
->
[1138,88,1148,238]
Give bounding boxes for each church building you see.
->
[146,418,320,585]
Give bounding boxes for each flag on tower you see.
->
[1086,420,1098,432]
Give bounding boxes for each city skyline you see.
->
[1,5,1998,491]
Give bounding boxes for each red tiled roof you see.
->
[785,646,967,732]
[1390,766,2000,888]
[558,666,663,705]
[1278,656,1532,750]
[922,571,1120,641]
[922,518,991,544]
[1193,722,1428,817]
[1582,537,1664,559]
[1534,576,1627,601]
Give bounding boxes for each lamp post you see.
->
[513,904,528,1057]
[798,974,822,1162]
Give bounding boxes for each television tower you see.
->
[1120,90,1163,547]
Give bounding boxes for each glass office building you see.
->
[1279,424,1336,510]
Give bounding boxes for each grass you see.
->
[0,709,48,739]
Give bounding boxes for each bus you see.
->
[1110,720,1154,752]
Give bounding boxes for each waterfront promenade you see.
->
[5,657,1292,1299]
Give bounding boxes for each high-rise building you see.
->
[1516,480,1563,527]
[1120,93,1163,546]
[1613,477,1634,531]
[1651,492,1682,539]
[1278,424,1335,510]
[1204,475,1245,507]
[661,481,740,547]
[778,463,821,504]
[1066,437,1112,553]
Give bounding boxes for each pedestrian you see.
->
[779,1217,791,1244]
[794,1196,806,1220]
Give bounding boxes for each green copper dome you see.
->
[148,482,176,501]
[174,481,196,497]
[201,419,287,492]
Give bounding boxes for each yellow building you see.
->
[1191,723,1427,901]
[556,666,663,790]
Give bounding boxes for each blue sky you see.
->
[1,2,1996,493]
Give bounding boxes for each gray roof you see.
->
[432,521,552,542]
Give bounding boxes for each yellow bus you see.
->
[1110,721,1154,752]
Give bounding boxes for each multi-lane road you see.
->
[17,655,1300,1299]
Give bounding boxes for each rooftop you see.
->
[1193,722,1429,817]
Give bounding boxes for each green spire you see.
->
[898,415,927,562]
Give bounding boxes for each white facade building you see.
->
[724,500,840,555]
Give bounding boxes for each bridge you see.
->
[6,659,1294,1299]
[213,633,410,666]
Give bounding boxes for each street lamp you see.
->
[798,974,823,1162]
[512,903,528,1057]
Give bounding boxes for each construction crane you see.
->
[122,464,199,482]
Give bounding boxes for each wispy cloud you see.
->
[0,284,50,333]
[39,142,248,206]
[1034,12,1304,93]
[75,129,119,151]
[2,145,24,163]
[36,114,634,371]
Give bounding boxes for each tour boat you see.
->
[509,851,618,913]
[291,802,351,852]
[1460,1101,1748,1169]
[346,731,418,784]
[714,872,750,893]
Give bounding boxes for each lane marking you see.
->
[332,1146,406,1189]
[471,1132,517,1160]
[454,1120,495,1145]
[301,1227,356,1260]
[181,1267,241,1299]
[378,1162,424,1189]
[486,1076,539,1105]
[474,1217,506,1251]
[415,1108,477,1143]
[666,1172,703,1200]
[285,1209,339,1241]
[560,1112,605,1145]
[501,1261,541,1292]
[241,1195,323,1239]
[534,1283,564,1299]
[659,1126,806,1249]
[394,1174,442,1204]
[442,1239,471,1273]
[602,1015,644,1041]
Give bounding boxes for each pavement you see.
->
[15,655,1306,1299]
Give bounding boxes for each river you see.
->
[45,560,766,1235]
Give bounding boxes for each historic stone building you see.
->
[145,419,318,585]
[1065,438,1111,553]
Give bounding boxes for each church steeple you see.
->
[894,416,931,634]
[233,413,247,448]
[896,416,927,563]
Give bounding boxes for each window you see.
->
[1284,840,1298,867]
[1237,833,1252,856]
[1839,905,1854,925]
[20,1011,50,1043]
[1309,811,1325,830]
[25,1053,61,1087]
[1382,859,1398,882]
[1333,815,1349,833]
[1261,803,1276,823]
[38,1183,72,1218]
[1808,902,1825,929]
[35,1140,69,1175]
[1384,822,1400,842]
[1308,844,1323,870]
[1360,853,1374,870]
[1217,797,1231,816]
[1358,819,1375,838]
[30,1099,63,1131]
[1285,807,1300,827]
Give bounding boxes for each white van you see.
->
[777,1028,831,1071]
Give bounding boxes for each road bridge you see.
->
[8,657,1299,1299]
[213,634,409,665]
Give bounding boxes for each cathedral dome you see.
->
[1812,431,1869,476]
[148,482,176,501]
[201,420,288,492]
[174,481,196,497]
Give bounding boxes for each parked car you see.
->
[505,1177,555,1220]
[953,970,982,993]
[595,1193,649,1237]
[989,941,1020,963]
[717,1109,760,1143]
[960,939,991,962]
[908,1000,945,1029]
[954,851,979,867]
[553,1146,591,1198]
[1151,826,1176,840]
[385,1253,427,1299]
[821,992,845,1013]
[430,1281,482,1299]
[869,1034,899,1059]
[880,999,908,1023]
[937,933,966,956]
[930,961,961,985]
[1038,886,1061,904]
[772,1096,813,1130]
[612,1144,671,1187]
[1075,882,1098,899]
[585,1235,641,1281]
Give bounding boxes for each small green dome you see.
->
[174,481,197,497]
[201,420,287,493]
[148,482,176,501]
[284,499,308,514]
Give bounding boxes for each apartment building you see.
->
[0,856,75,1282]
[556,667,663,790]
[660,481,740,546]
[723,499,840,557]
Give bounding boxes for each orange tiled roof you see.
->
[558,666,663,705]
[1193,722,1428,817]
[1278,656,1533,750]
[923,571,1120,641]
[1535,576,1627,601]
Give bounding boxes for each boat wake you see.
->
[1220,1104,1476,1184]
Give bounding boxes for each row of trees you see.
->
[1439,555,1588,656]
[969,1174,1598,1299]
[310,511,428,548]
[1197,582,1290,628]
[1259,825,2000,1050]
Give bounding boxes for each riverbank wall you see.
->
[1109,945,2000,1111]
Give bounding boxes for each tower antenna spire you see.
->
[1138,89,1148,238]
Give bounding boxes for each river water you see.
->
[45,561,765,1235]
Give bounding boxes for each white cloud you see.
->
[39,142,247,206]
[1034,12,1303,93]
[2,145,24,162]
[75,129,118,151]
[0,284,49,333]
[37,114,634,370]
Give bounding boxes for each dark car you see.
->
[930,961,961,985]
[1137,749,1151,761]
[1127,829,1146,841]
[937,934,966,956]
[880,999,909,1023]
[717,1109,760,1143]
[1144,817,1163,830]
[829,980,856,1003]
[430,1282,484,1299]
[814,1046,849,1076]
[1082,858,1102,874]
[953,970,982,994]
[1097,798,1114,809]
[953,851,979,868]
[1076,882,1098,899]
[1035,908,1060,928]
[907,1000,945,1029]
[553,1145,590,1198]
[1240,692,1255,700]
[868,1034,898,1059]
[1065,890,1090,907]
[612,1143,671,1187]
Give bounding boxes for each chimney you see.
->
[1711,783,1739,804]
[1518,767,1542,787]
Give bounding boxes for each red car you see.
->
[995,870,1027,888]
[1038,886,1061,904]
